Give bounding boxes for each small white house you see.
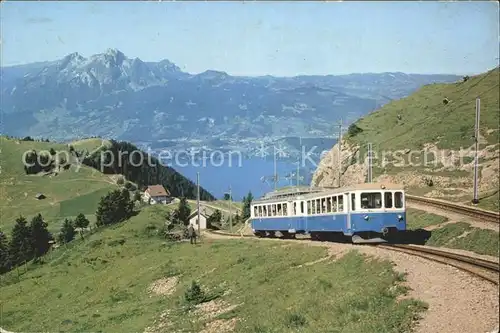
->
[188,209,209,230]
[143,185,172,204]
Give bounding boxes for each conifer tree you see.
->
[0,230,11,274]
[74,213,90,239]
[58,219,76,244]
[242,191,253,220]
[9,216,33,266]
[30,214,52,258]
[175,197,191,225]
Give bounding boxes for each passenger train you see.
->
[249,183,406,243]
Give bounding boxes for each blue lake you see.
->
[171,156,320,201]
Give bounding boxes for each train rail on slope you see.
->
[406,195,500,224]
[376,244,499,285]
[204,230,499,285]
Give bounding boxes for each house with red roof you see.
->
[143,184,172,204]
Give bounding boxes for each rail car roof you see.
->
[252,182,404,205]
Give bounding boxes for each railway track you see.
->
[376,244,499,285]
[406,195,500,224]
[205,230,499,285]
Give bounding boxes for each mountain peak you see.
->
[105,48,125,58]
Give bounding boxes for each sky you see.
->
[1,1,498,76]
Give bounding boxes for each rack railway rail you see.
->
[205,230,499,285]
[406,195,500,224]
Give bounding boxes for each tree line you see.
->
[23,149,69,175]
[0,187,137,275]
[0,212,89,275]
[78,140,216,201]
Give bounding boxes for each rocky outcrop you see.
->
[312,138,499,201]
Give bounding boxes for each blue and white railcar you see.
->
[249,183,406,242]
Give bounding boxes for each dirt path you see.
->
[204,232,500,333]
[407,201,499,232]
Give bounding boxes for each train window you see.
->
[321,198,326,213]
[384,192,393,208]
[307,201,311,214]
[293,202,297,215]
[263,206,267,217]
[300,201,304,214]
[326,197,332,212]
[272,204,277,216]
[253,206,258,217]
[351,193,356,211]
[267,205,271,216]
[332,196,337,212]
[277,204,282,216]
[360,192,382,209]
[312,200,316,214]
[258,206,263,217]
[395,192,403,208]
[338,195,344,211]
[316,199,321,214]
[283,203,287,216]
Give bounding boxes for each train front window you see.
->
[351,193,356,211]
[300,201,304,214]
[395,192,404,208]
[326,197,332,212]
[360,192,382,209]
[338,195,343,211]
[283,203,287,216]
[253,206,258,217]
[384,192,393,208]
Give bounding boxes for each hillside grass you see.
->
[406,208,448,230]
[346,68,499,151]
[70,138,112,153]
[425,221,499,257]
[0,137,118,234]
[0,205,427,333]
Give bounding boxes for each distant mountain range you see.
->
[1,48,462,157]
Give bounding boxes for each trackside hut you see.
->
[188,209,209,230]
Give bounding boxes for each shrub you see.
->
[347,123,363,137]
[184,281,205,304]
[284,313,307,328]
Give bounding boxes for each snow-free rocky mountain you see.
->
[1,48,461,156]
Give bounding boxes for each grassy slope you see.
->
[347,68,499,150]
[0,137,117,234]
[0,206,426,333]
[406,208,499,257]
[406,208,448,230]
[69,138,112,154]
[344,68,499,209]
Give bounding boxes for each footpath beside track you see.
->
[406,195,500,224]
[205,230,499,285]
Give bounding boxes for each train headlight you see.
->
[364,215,369,220]
[398,215,403,221]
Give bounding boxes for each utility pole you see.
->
[296,160,300,187]
[197,172,201,237]
[229,185,233,231]
[472,98,480,204]
[297,137,301,187]
[333,118,343,188]
[273,146,277,191]
[367,142,373,183]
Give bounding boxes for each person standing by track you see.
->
[188,224,197,244]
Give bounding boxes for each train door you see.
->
[345,192,352,235]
